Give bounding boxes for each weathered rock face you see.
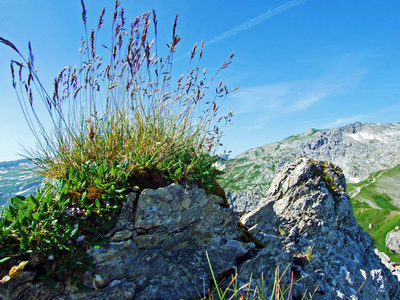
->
[386,229,400,254]
[241,157,400,299]
[1,157,399,299]
[226,188,263,212]
[375,249,400,281]
[0,184,256,299]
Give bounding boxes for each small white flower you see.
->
[48,255,54,260]
[212,161,226,171]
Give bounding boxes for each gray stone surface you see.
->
[226,188,264,212]
[386,229,400,254]
[241,157,400,299]
[1,157,399,299]
[375,248,400,281]
[0,184,253,299]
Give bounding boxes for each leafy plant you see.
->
[0,162,126,288]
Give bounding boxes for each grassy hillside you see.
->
[347,165,400,263]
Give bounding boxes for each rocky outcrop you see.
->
[375,249,400,281]
[241,157,400,299]
[226,188,264,212]
[1,157,399,299]
[0,184,255,299]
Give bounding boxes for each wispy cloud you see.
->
[227,77,344,132]
[205,0,308,47]
[176,0,307,61]
[324,115,370,128]
[324,104,400,128]
[230,79,336,115]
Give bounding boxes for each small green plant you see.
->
[0,160,129,288]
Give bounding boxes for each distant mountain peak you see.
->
[225,122,400,195]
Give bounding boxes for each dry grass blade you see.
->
[80,0,87,24]
[0,37,20,54]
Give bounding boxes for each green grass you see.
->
[1,3,235,187]
[348,165,400,264]
[351,200,400,263]
[205,252,315,300]
[347,165,400,211]
[372,194,398,211]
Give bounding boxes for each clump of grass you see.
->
[204,251,316,300]
[1,0,235,190]
[0,0,236,289]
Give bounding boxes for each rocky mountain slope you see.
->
[2,122,399,211]
[1,157,399,299]
[225,122,400,212]
[347,164,400,210]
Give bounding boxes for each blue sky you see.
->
[0,0,399,162]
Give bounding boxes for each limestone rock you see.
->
[386,229,400,253]
[241,157,400,299]
[0,184,253,299]
[226,122,400,198]
[1,157,399,299]
[375,249,400,281]
[226,188,264,213]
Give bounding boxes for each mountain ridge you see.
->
[225,122,400,192]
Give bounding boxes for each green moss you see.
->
[309,159,344,193]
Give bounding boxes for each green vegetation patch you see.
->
[0,161,127,288]
[348,165,400,263]
[352,200,400,263]
[348,165,400,211]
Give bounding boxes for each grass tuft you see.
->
[0,0,236,289]
[1,1,235,190]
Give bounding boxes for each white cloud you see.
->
[176,0,308,61]
[231,79,336,115]
[323,104,400,128]
[324,115,370,128]
[205,0,308,47]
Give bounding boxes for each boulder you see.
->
[0,184,257,299]
[226,188,264,213]
[386,230,400,254]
